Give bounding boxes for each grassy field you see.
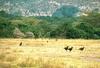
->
[0,39,100,68]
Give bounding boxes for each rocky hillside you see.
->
[0,0,100,16]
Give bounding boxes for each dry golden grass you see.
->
[0,39,100,68]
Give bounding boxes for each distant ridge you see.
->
[0,0,100,17]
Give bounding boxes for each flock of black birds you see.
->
[64,46,85,51]
[19,42,85,51]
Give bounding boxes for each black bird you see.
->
[68,47,73,51]
[79,47,85,51]
[64,46,69,51]
[19,42,22,46]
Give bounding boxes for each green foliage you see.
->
[0,11,100,39]
[0,10,14,19]
[80,12,100,28]
[76,23,95,33]
[0,22,14,38]
[66,28,87,39]
[94,28,100,39]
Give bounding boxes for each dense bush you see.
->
[0,11,100,39]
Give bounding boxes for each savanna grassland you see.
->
[0,39,100,68]
[0,1,100,68]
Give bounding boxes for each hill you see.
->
[0,0,100,16]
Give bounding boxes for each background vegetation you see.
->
[0,10,100,39]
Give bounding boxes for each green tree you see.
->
[80,12,100,28]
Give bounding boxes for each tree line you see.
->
[0,11,100,39]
